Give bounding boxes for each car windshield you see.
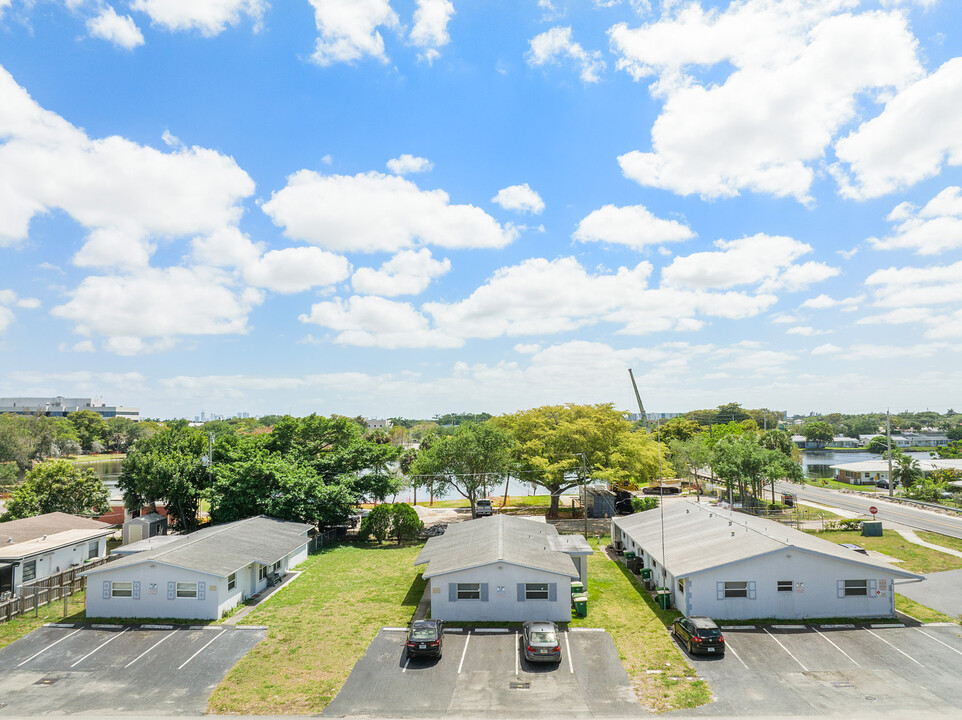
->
[697,628,721,638]
[530,631,557,643]
[410,627,437,640]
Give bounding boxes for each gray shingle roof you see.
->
[613,501,922,580]
[85,516,312,578]
[415,515,582,579]
[0,512,113,544]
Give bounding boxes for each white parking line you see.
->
[457,631,471,674]
[813,627,860,667]
[71,628,130,667]
[564,631,573,674]
[177,629,226,670]
[17,628,83,667]
[763,627,807,671]
[722,637,749,670]
[125,630,176,668]
[917,628,962,657]
[515,633,520,677]
[863,628,924,667]
[401,656,410,674]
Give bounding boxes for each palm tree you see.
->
[892,454,922,488]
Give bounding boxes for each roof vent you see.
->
[41,535,47,540]
[731,531,735,537]
[728,521,732,526]
[6,538,11,543]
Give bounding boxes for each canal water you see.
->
[799,449,933,479]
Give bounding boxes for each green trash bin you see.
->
[624,551,636,560]
[640,568,652,580]
[656,588,671,610]
[570,581,585,596]
[573,595,588,618]
[862,520,883,537]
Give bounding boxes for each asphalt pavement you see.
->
[895,569,962,620]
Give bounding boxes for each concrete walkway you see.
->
[222,571,302,625]
[893,527,962,558]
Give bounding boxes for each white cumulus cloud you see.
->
[131,0,266,36]
[307,0,400,66]
[526,26,605,83]
[262,170,518,253]
[410,0,454,63]
[573,204,693,249]
[869,186,962,255]
[491,183,544,215]
[87,5,145,48]
[0,66,255,269]
[833,58,962,199]
[610,1,922,201]
[387,154,434,175]
[352,248,450,296]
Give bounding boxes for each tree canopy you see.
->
[2,459,109,520]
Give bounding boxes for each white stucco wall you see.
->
[86,541,309,620]
[681,551,902,620]
[429,564,573,622]
[9,536,107,591]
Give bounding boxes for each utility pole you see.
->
[576,452,588,539]
[887,409,894,498]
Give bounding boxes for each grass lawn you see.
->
[806,529,962,574]
[895,594,957,624]
[207,542,426,715]
[804,478,880,492]
[0,592,87,650]
[916,531,962,555]
[570,537,711,712]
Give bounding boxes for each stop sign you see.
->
[869,506,878,515]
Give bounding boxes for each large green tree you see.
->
[495,403,668,515]
[801,420,834,446]
[67,410,108,453]
[2,459,109,520]
[119,423,210,532]
[410,422,515,517]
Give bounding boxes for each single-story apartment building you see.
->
[83,515,311,620]
[415,515,592,623]
[832,458,962,485]
[0,512,114,597]
[611,501,923,620]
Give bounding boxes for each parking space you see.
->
[323,626,642,718]
[0,622,265,715]
[672,622,962,716]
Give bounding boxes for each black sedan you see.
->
[522,621,562,663]
[405,619,444,659]
[672,615,725,656]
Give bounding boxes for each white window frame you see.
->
[843,579,868,597]
[111,581,133,598]
[88,540,99,560]
[724,581,748,598]
[457,582,481,600]
[524,583,549,600]
[176,582,198,599]
[228,573,236,591]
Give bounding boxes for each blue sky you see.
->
[1,0,961,420]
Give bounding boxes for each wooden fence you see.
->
[0,556,111,624]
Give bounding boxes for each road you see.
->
[774,481,962,540]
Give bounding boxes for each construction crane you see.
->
[627,368,648,430]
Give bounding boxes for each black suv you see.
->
[405,619,444,659]
[672,615,725,656]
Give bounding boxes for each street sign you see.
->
[869,506,878,515]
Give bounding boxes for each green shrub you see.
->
[390,503,423,544]
[824,518,863,531]
[631,496,659,512]
[359,504,392,543]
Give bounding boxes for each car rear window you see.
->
[697,627,721,638]
[530,632,557,643]
[410,627,437,640]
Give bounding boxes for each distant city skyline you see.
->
[1,1,960,419]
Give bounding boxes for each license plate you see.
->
[419,644,426,649]
[539,649,549,654]
[707,647,715,653]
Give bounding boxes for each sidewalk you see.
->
[222,571,302,625]
[893,528,962,559]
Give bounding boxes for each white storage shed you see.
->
[612,501,923,620]
[83,515,311,620]
[415,515,592,623]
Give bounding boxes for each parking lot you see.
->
[323,626,643,718]
[674,622,962,717]
[0,622,265,715]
